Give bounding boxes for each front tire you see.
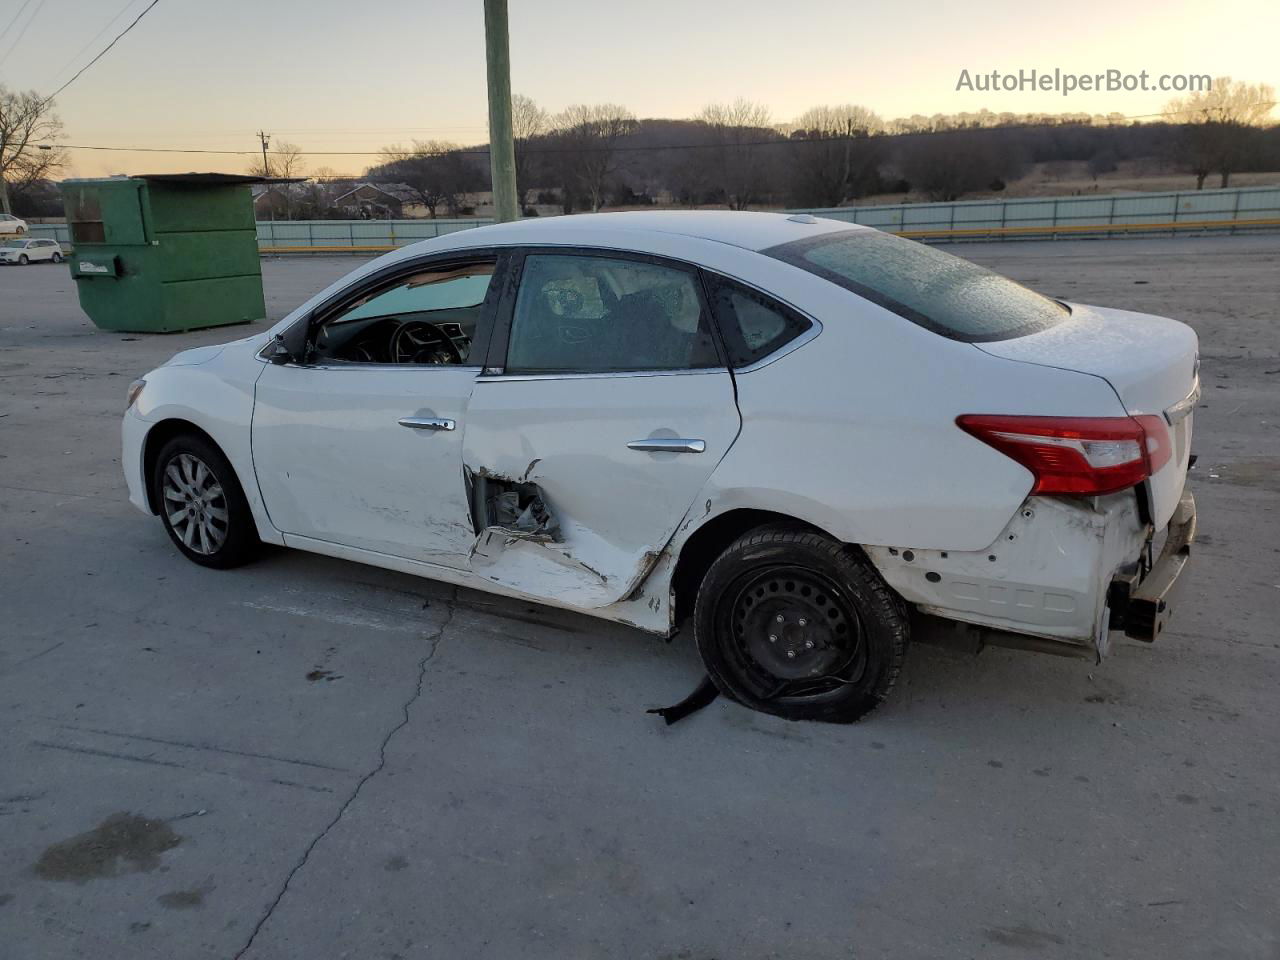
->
[694,524,908,723]
[18,254,28,265]
[153,434,259,568]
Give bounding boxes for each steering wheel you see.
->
[391,320,463,365]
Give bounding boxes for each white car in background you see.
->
[0,213,28,235]
[121,212,1198,723]
[0,237,64,265]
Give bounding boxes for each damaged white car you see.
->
[122,212,1198,722]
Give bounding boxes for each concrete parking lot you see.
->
[2,235,1279,959]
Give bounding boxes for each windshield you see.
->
[765,229,1068,342]
[3,239,29,248]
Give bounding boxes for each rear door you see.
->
[461,249,741,608]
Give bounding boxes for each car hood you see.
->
[164,344,227,367]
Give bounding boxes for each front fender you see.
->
[129,347,281,544]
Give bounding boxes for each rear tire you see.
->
[694,524,908,723]
[152,434,260,569]
[51,252,62,263]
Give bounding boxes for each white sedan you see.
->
[0,212,28,235]
[122,212,1198,722]
[0,237,64,265]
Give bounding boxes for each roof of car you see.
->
[438,210,867,253]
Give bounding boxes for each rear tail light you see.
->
[957,414,1171,496]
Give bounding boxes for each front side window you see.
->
[312,261,494,365]
[506,254,720,373]
[766,229,1067,342]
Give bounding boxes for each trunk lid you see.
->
[976,303,1199,529]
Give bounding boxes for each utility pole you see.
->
[483,0,518,223]
[257,130,274,221]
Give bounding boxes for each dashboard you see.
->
[320,312,475,366]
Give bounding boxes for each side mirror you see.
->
[267,339,295,365]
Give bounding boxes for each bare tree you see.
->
[1165,77,1276,188]
[547,104,637,212]
[696,99,776,209]
[273,141,306,180]
[247,141,307,216]
[370,140,482,218]
[0,86,66,215]
[785,103,884,207]
[512,93,548,208]
[897,129,1009,201]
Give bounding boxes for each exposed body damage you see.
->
[461,460,681,617]
[865,493,1148,657]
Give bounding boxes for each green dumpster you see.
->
[61,174,269,333]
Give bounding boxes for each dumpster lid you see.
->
[132,173,304,185]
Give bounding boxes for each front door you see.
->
[251,256,500,567]
[461,250,741,607]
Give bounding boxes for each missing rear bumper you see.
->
[1111,489,1196,642]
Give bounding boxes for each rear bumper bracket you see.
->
[1113,489,1197,642]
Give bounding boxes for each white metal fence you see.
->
[255,218,495,251]
[24,217,496,252]
[787,185,1280,241]
[26,185,1280,252]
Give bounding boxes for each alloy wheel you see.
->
[162,453,229,555]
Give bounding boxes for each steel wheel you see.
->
[720,564,868,704]
[161,453,229,556]
[695,524,908,723]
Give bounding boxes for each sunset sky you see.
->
[1,0,1276,178]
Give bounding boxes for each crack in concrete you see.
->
[232,592,457,960]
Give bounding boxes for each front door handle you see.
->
[398,416,456,431]
[627,438,706,454]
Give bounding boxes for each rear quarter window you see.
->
[704,275,812,368]
[765,229,1067,342]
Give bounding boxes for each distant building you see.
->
[331,183,429,219]
[250,182,318,218]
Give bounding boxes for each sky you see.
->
[0,0,1276,178]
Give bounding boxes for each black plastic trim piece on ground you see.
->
[647,675,720,725]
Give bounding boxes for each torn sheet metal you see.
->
[488,487,560,542]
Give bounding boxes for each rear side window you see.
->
[704,276,812,368]
[765,230,1067,342]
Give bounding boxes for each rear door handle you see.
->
[627,438,706,454]
[398,417,456,431]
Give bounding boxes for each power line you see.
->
[0,0,42,70]
[47,0,141,90]
[44,100,1280,161]
[0,0,32,49]
[42,0,160,103]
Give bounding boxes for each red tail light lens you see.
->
[957,414,1172,496]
